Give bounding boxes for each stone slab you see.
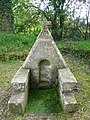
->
[8,87,28,115]
[61,93,79,113]
[58,68,78,92]
[11,67,30,92]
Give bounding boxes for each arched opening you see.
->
[39,60,52,87]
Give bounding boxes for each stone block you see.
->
[61,93,79,113]
[11,67,30,92]
[58,68,78,92]
[8,84,28,115]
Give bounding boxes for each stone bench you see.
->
[8,67,30,114]
[58,68,79,112]
[8,89,28,114]
[61,93,78,112]
[11,67,30,92]
[58,68,78,93]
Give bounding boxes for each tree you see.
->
[61,0,90,40]
[13,0,41,34]
[84,0,90,39]
[31,0,90,40]
[31,0,66,40]
[0,0,14,32]
[9,0,89,40]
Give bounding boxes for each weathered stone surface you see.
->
[23,27,67,87]
[61,93,79,113]
[8,89,28,115]
[58,68,78,92]
[39,60,52,83]
[58,67,79,112]
[8,73,29,115]
[11,67,30,92]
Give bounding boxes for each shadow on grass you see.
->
[26,88,62,113]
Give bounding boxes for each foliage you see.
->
[13,0,42,34]
[32,0,66,40]
[0,0,14,32]
[0,32,36,61]
[31,0,90,40]
[57,39,90,63]
[0,32,90,62]
[0,0,90,40]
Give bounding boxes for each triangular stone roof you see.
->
[23,25,67,69]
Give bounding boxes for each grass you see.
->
[26,88,62,113]
[0,32,36,52]
[0,60,23,90]
[0,32,36,61]
[63,54,90,120]
[0,32,90,62]
[57,39,90,52]
[56,39,90,63]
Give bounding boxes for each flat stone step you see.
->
[58,68,78,92]
[61,93,79,113]
[8,90,28,115]
[11,67,30,92]
[23,113,61,120]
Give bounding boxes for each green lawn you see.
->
[57,39,90,63]
[0,33,36,61]
[0,60,23,90]
[57,39,90,52]
[0,32,90,62]
[26,88,62,113]
[0,32,36,52]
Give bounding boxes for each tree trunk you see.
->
[51,21,57,40]
[51,11,58,40]
[59,4,64,40]
[0,0,14,32]
[89,24,90,38]
[59,15,64,40]
[85,10,89,40]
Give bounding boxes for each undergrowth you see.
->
[56,40,90,64]
[0,32,90,63]
[0,32,36,61]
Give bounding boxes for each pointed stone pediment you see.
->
[23,27,67,69]
[22,26,67,86]
[37,27,52,40]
